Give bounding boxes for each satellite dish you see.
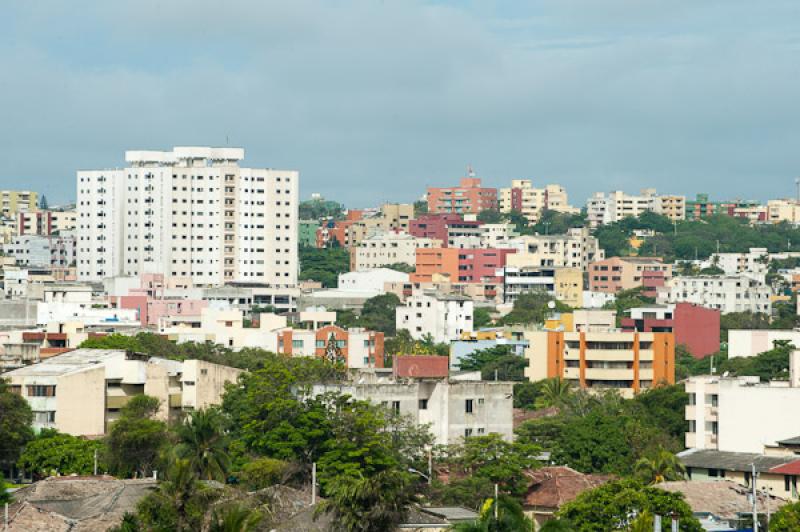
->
[547,301,556,310]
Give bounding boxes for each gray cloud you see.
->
[1,0,799,207]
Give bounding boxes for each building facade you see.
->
[657,275,772,314]
[76,147,298,288]
[396,291,474,343]
[350,232,442,271]
[0,190,38,217]
[427,176,498,215]
[588,256,672,296]
[621,303,720,358]
[524,330,675,398]
[504,228,604,272]
[498,180,578,223]
[502,266,583,308]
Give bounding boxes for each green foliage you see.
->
[533,378,574,410]
[629,385,688,442]
[208,503,263,532]
[604,286,655,326]
[513,380,545,409]
[39,194,49,210]
[384,262,415,273]
[594,225,631,257]
[0,479,10,506]
[556,478,702,531]
[634,449,686,484]
[473,307,493,329]
[359,293,401,336]
[174,409,230,481]
[516,389,680,477]
[239,457,288,490]
[719,311,770,341]
[457,346,526,381]
[714,339,794,381]
[0,378,34,469]
[299,198,344,220]
[300,246,350,287]
[104,395,169,478]
[771,500,800,532]
[18,430,106,478]
[477,209,504,224]
[434,434,541,508]
[317,469,415,532]
[531,210,587,235]
[452,495,535,532]
[499,291,570,326]
[385,330,449,356]
[413,200,428,216]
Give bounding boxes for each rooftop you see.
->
[657,480,786,520]
[677,449,795,473]
[1,349,127,378]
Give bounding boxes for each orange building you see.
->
[524,330,674,398]
[411,248,460,283]
[277,324,384,369]
[427,176,498,215]
[316,210,364,248]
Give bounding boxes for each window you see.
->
[292,340,304,349]
[477,428,485,434]
[419,399,428,410]
[316,340,325,348]
[391,401,400,414]
[464,428,473,438]
[33,411,55,424]
[465,399,473,413]
[27,385,56,397]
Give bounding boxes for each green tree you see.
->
[317,469,415,532]
[384,262,415,273]
[174,409,230,481]
[556,479,702,531]
[473,307,493,329]
[39,194,49,210]
[594,225,631,257]
[771,500,800,532]
[533,378,573,409]
[299,198,344,220]
[719,311,770,341]
[299,246,350,287]
[239,457,288,490]
[477,209,504,224]
[0,479,10,506]
[604,287,655,326]
[359,293,401,335]
[208,503,263,532]
[630,384,688,442]
[513,380,545,410]
[0,379,34,473]
[413,200,428,216]
[457,346,527,381]
[499,291,570,326]
[715,339,794,381]
[531,210,587,235]
[453,495,535,532]
[634,449,686,484]
[18,430,106,478]
[105,395,169,478]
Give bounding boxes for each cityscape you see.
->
[3,2,800,532]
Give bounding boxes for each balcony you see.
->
[106,395,133,409]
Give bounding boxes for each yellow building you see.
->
[1,190,38,217]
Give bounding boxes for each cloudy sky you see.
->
[1,1,799,207]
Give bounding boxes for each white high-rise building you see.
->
[586,189,685,227]
[77,147,298,288]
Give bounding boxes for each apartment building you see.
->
[685,193,719,220]
[411,248,515,284]
[524,330,675,398]
[621,303,720,358]
[427,176,498,215]
[396,291,474,343]
[586,189,686,227]
[502,266,583,308]
[588,256,672,297]
[276,324,385,369]
[298,220,318,248]
[727,329,800,358]
[657,275,772,315]
[311,364,514,444]
[504,227,603,272]
[16,210,77,236]
[685,374,800,454]
[706,247,768,280]
[0,190,38,217]
[338,268,410,293]
[2,349,242,436]
[3,234,76,268]
[350,232,441,271]
[76,147,298,288]
[499,180,578,223]
[479,223,518,249]
[767,199,800,224]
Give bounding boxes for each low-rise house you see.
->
[337,268,410,293]
[2,349,242,436]
[524,330,675,398]
[522,466,612,527]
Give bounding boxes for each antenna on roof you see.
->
[467,164,475,178]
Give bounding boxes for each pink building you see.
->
[112,274,207,327]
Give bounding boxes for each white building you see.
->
[337,268,410,293]
[503,227,603,272]
[704,248,769,282]
[685,372,800,454]
[499,180,578,223]
[396,291,474,343]
[350,232,441,271]
[479,223,519,249]
[2,349,242,436]
[3,234,76,268]
[657,275,771,315]
[311,372,514,445]
[586,189,685,227]
[77,147,298,288]
[728,329,800,358]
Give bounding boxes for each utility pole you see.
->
[311,462,317,505]
[494,483,499,520]
[427,448,432,486]
[94,448,98,476]
[752,463,759,532]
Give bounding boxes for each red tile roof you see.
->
[770,459,800,475]
[522,466,613,509]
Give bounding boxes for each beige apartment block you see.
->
[505,227,603,272]
[499,180,578,224]
[2,349,242,436]
[350,232,442,271]
[0,190,38,217]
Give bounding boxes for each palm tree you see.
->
[174,409,231,481]
[208,504,262,532]
[534,378,573,410]
[156,458,205,532]
[453,495,534,531]
[634,449,686,484]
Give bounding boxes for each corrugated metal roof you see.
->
[678,449,795,473]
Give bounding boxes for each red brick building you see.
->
[412,247,515,284]
[276,324,385,368]
[409,213,483,247]
[621,302,720,359]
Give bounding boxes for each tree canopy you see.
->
[499,291,570,326]
[300,246,350,287]
[0,379,34,471]
[18,430,105,478]
[457,345,527,381]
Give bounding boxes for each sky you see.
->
[1,0,799,208]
